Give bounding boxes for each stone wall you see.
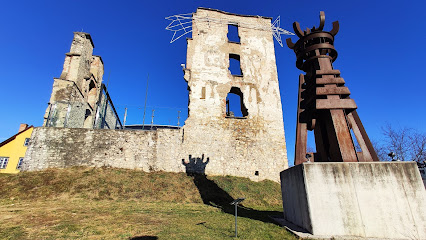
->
[181,8,288,182]
[28,8,288,182]
[23,127,183,173]
[23,125,284,182]
[43,32,109,129]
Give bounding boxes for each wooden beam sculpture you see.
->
[287,12,379,165]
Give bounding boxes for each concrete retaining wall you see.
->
[280,162,426,239]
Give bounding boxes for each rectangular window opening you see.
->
[227,24,240,43]
[229,54,242,76]
[0,157,9,169]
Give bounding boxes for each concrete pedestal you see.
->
[280,162,426,239]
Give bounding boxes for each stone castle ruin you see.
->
[43,32,122,130]
[23,8,288,182]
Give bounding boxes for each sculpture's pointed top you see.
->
[291,11,339,38]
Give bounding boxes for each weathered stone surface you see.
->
[180,8,288,182]
[23,127,183,173]
[43,32,119,129]
[280,162,426,239]
[28,8,288,182]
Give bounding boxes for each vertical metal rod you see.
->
[177,111,181,126]
[142,73,150,129]
[235,203,238,238]
[123,107,128,127]
[151,109,155,130]
[226,99,230,116]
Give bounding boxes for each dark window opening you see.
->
[88,80,96,91]
[227,24,240,43]
[226,87,248,118]
[229,54,242,76]
[87,80,97,108]
[84,109,91,120]
[255,171,259,176]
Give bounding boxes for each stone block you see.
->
[280,162,426,239]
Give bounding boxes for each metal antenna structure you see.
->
[165,12,294,47]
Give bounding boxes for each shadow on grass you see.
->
[182,154,283,225]
[129,236,158,240]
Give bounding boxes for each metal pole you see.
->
[177,111,181,126]
[142,73,150,129]
[235,203,238,238]
[123,107,127,127]
[151,109,155,130]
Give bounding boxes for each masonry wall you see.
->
[23,127,183,173]
[23,125,284,181]
[43,32,107,129]
[27,9,288,182]
[182,8,288,182]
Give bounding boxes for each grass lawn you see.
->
[0,167,297,239]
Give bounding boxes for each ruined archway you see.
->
[226,87,248,118]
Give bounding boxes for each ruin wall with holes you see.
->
[23,8,288,182]
[180,8,288,182]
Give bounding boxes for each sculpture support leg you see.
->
[295,74,308,165]
[330,109,358,162]
[348,111,379,162]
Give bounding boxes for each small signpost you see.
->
[230,197,245,238]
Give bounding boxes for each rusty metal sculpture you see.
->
[287,12,379,165]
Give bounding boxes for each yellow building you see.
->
[0,124,33,174]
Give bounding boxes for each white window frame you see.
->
[17,157,24,169]
[0,157,9,169]
[24,138,30,146]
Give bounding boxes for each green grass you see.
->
[0,167,297,239]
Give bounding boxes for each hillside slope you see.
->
[0,167,296,239]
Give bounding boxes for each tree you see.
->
[375,124,426,166]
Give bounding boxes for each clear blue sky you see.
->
[1,0,425,165]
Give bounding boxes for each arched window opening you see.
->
[87,80,97,107]
[227,24,240,43]
[229,54,242,76]
[226,87,248,118]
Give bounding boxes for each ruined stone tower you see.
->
[43,32,121,129]
[24,11,286,182]
[181,8,288,181]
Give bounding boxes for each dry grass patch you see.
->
[0,168,296,239]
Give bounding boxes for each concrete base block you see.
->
[280,162,426,239]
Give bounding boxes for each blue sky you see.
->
[1,0,425,165]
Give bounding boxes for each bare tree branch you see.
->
[372,140,388,161]
[410,132,426,164]
[381,124,412,161]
